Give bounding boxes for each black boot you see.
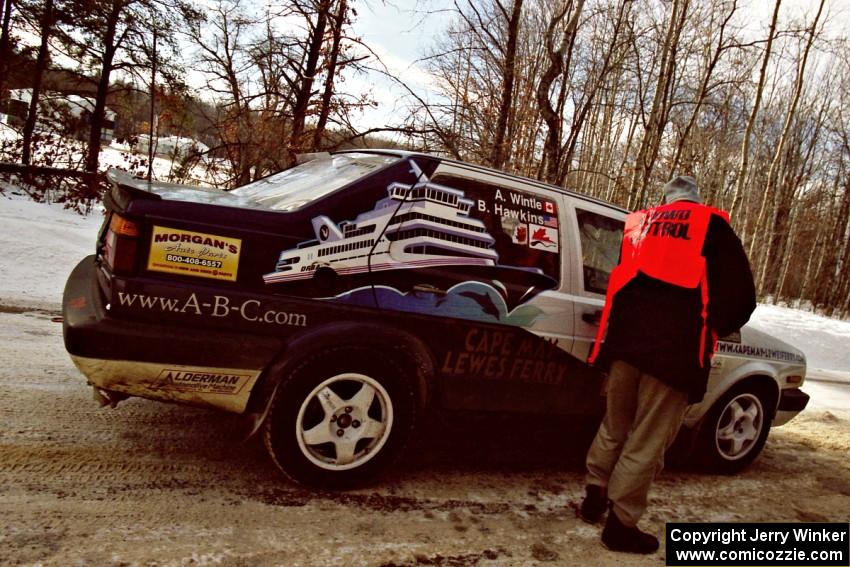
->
[601,508,659,554]
[578,484,608,524]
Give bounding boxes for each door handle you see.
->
[582,310,602,324]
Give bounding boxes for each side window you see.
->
[431,174,561,284]
[575,209,623,294]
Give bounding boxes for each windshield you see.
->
[231,153,399,211]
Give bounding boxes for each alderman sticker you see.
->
[148,226,241,282]
[156,369,254,395]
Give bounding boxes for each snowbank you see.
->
[750,304,850,375]
[1,126,221,187]
[0,193,103,308]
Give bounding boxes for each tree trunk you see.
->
[22,0,54,165]
[826,178,850,307]
[775,199,800,300]
[761,99,825,296]
[669,0,737,177]
[85,0,124,177]
[0,0,13,102]
[560,0,625,184]
[489,0,524,170]
[751,0,825,293]
[810,198,837,308]
[627,0,689,209]
[537,2,573,183]
[797,207,824,304]
[829,211,850,315]
[289,0,330,166]
[220,10,251,185]
[610,84,639,204]
[729,0,781,222]
[804,181,842,307]
[313,0,346,149]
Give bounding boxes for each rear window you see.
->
[231,153,399,211]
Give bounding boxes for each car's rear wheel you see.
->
[263,348,416,489]
[697,384,773,473]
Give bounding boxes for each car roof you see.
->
[335,149,630,214]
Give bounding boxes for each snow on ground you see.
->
[101,143,227,186]
[1,125,224,186]
[0,192,103,308]
[750,304,850,374]
[0,194,848,375]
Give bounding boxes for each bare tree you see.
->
[667,0,739,177]
[418,0,541,169]
[0,0,13,100]
[312,0,347,149]
[186,0,265,185]
[536,0,584,183]
[44,0,187,178]
[184,0,368,185]
[488,0,524,169]
[627,0,690,209]
[20,0,55,165]
[287,0,331,164]
[750,0,825,293]
[729,0,781,221]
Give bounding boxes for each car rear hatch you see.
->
[95,170,312,295]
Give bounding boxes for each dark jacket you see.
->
[598,213,756,403]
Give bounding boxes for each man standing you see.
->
[579,176,756,554]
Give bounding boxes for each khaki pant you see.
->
[585,360,688,527]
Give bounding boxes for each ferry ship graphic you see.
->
[263,180,556,309]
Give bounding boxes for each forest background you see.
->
[0,0,848,316]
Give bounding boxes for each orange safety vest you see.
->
[587,201,730,367]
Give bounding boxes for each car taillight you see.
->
[103,213,140,275]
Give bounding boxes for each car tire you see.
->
[696,383,773,473]
[263,347,416,489]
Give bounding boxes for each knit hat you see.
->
[663,175,702,204]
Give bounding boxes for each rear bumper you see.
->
[62,256,280,412]
[774,387,810,426]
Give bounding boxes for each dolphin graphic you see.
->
[458,290,501,320]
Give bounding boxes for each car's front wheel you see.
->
[696,384,773,473]
[263,348,416,489]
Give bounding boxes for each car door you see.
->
[374,162,606,415]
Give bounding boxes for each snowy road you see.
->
[0,308,849,566]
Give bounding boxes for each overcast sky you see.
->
[338,0,453,132]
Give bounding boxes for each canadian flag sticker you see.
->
[544,201,556,214]
[529,224,559,253]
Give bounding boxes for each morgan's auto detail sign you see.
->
[148,226,241,282]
